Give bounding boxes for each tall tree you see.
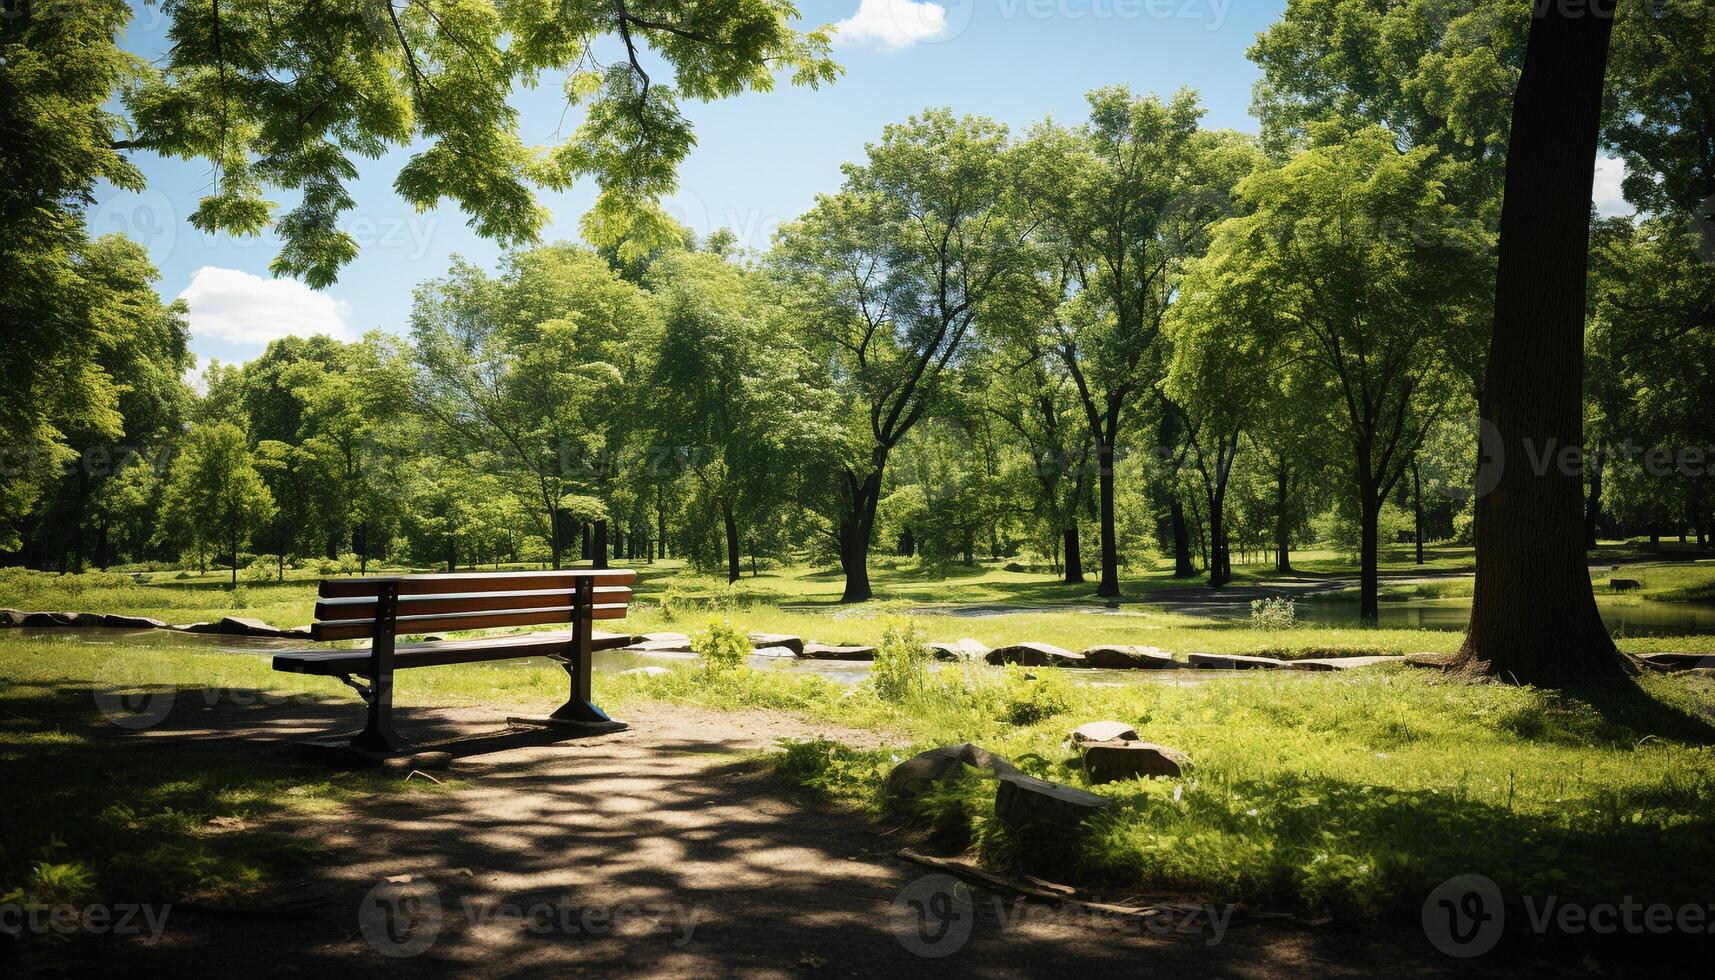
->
[1454,0,1628,683]
[1014,89,1255,597]
[776,111,1026,602]
[1196,126,1488,619]
[160,422,277,586]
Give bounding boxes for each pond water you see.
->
[1287,596,1715,636]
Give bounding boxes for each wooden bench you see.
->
[273,569,636,754]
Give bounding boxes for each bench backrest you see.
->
[309,569,636,641]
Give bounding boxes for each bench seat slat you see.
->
[315,585,633,622]
[319,569,636,599]
[273,630,636,675]
[310,603,630,641]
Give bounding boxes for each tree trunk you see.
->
[1063,524,1084,584]
[723,502,741,584]
[1095,439,1119,597]
[1359,491,1380,624]
[1455,0,1627,683]
[1170,498,1195,578]
[548,503,562,570]
[1413,460,1426,565]
[580,523,592,561]
[593,521,609,570]
[839,469,883,603]
[1274,465,1294,573]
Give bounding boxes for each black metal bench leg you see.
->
[301,582,411,759]
[508,578,626,735]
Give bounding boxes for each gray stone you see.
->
[1638,652,1715,673]
[799,643,877,661]
[993,772,1111,836]
[642,631,691,643]
[216,616,285,637]
[1287,655,1405,672]
[101,614,168,630]
[625,639,696,653]
[283,626,314,640]
[748,632,804,656]
[1187,652,1283,670]
[752,645,798,659]
[0,609,25,626]
[22,611,84,627]
[1082,742,1190,783]
[885,743,1020,804]
[1080,645,1177,669]
[928,638,991,662]
[986,642,1085,668]
[1068,721,1137,744]
[1609,578,1643,592]
[619,666,671,677]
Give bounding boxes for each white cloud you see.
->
[1593,155,1634,218]
[835,0,950,49]
[176,267,352,347]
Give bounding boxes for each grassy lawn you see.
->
[4,548,1714,658]
[5,631,1715,938]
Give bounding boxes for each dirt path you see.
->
[46,698,1580,978]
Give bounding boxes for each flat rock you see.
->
[1068,721,1138,744]
[1638,653,1715,673]
[283,626,314,640]
[619,666,671,677]
[0,609,25,626]
[799,643,876,661]
[1609,578,1643,591]
[22,611,86,627]
[1287,655,1405,672]
[993,772,1111,837]
[1082,742,1190,783]
[751,645,798,659]
[641,631,690,643]
[748,632,804,656]
[1187,652,1283,670]
[986,642,1085,668]
[101,614,168,630]
[216,616,285,637]
[1080,645,1177,669]
[885,743,1020,804]
[928,638,991,662]
[625,639,696,653]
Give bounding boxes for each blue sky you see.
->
[100,0,1626,373]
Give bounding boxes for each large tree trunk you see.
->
[839,469,883,603]
[1455,0,1627,683]
[1359,491,1380,624]
[1412,460,1426,565]
[1063,524,1084,584]
[1170,498,1195,578]
[1095,439,1120,597]
[592,521,609,570]
[1274,464,1294,573]
[723,502,741,584]
[548,502,562,570]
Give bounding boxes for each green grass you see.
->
[6,632,1715,940]
[0,638,466,927]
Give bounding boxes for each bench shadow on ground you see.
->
[10,678,1691,978]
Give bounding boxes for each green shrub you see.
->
[869,618,933,704]
[693,617,750,674]
[1250,596,1296,630]
[997,666,1075,726]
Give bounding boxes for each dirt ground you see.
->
[22,696,1607,978]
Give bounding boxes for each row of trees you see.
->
[2,1,1710,683]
